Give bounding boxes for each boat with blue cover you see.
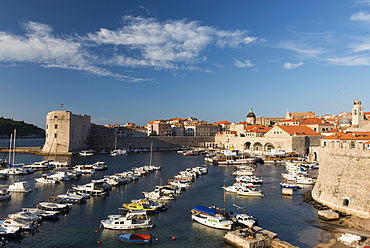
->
[117,233,152,244]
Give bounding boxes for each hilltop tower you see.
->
[246,107,256,125]
[42,111,91,155]
[352,99,364,127]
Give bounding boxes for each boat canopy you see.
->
[192,205,219,216]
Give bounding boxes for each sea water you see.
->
[0,139,330,247]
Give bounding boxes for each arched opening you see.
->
[264,143,275,152]
[343,198,349,207]
[253,142,263,151]
[244,142,252,150]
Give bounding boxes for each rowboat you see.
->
[117,233,152,244]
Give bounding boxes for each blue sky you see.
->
[1,0,370,128]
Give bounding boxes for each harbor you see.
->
[0,138,364,247]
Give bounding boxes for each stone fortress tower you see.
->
[312,100,370,219]
[42,111,91,155]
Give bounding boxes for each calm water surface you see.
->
[0,139,330,247]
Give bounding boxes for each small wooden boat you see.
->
[117,233,152,244]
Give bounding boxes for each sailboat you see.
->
[110,137,127,156]
[5,130,29,175]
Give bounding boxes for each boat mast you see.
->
[12,129,16,165]
[149,141,153,166]
[8,133,12,165]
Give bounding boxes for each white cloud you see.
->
[86,15,258,63]
[0,18,259,81]
[276,41,324,58]
[234,59,254,68]
[283,62,303,69]
[350,10,370,22]
[325,56,370,66]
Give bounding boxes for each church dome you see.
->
[247,112,256,118]
[340,118,351,125]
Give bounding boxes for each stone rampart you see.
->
[88,135,216,151]
[312,146,370,218]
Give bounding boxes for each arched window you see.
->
[343,198,349,206]
[354,110,357,115]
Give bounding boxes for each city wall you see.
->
[312,145,370,218]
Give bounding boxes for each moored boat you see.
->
[190,205,233,230]
[7,181,32,193]
[100,210,154,230]
[117,233,152,244]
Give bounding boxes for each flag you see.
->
[60,104,64,107]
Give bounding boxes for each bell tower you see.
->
[352,99,364,127]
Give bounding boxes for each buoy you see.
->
[171,236,176,240]
[94,229,99,233]
[97,241,102,244]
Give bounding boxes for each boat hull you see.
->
[117,233,152,244]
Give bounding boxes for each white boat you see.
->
[190,205,233,230]
[100,210,154,230]
[110,149,127,156]
[236,187,264,196]
[21,208,60,219]
[37,202,72,212]
[235,213,256,227]
[73,165,96,174]
[57,192,88,203]
[44,171,73,181]
[235,175,263,184]
[35,177,59,184]
[295,176,316,185]
[79,150,94,156]
[0,188,11,201]
[0,225,20,236]
[24,160,54,170]
[0,218,38,230]
[142,188,176,201]
[72,182,108,196]
[168,180,191,189]
[191,213,233,230]
[8,211,42,223]
[223,183,254,193]
[8,181,32,193]
[337,233,362,246]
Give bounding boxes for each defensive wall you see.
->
[87,125,216,151]
[312,143,370,219]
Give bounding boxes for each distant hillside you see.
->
[0,117,45,138]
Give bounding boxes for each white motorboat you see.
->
[100,210,154,230]
[79,150,94,156]
[223,183,254,193]
[235,175,264,184]
[235,213,256,227]
[0,218,38,231]
[190,205,233,230]
[168,180,191,189]
[21,208,60,219]
[57,192,88,203]
[295,176,316,185]
[72,182,108,196]
[142,188,175,201]
[236,187,264,196]
[37,202,72,212]
[8,211,42,223]
[0,225,20,236]
[191,213,233,230]
[35,177,59,184]
[8,181,32,193]
[24,160,54,170]
[110,149,127,156]
[0,188,11,201]
[73,165,96,174]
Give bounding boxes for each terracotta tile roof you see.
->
[300,117,326,125]
[279,119,302,123]
[214,120,231,125]
[321,132,370,140]
[244,125,272,133]
[237,121,251,125]
[277,125,321,136]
